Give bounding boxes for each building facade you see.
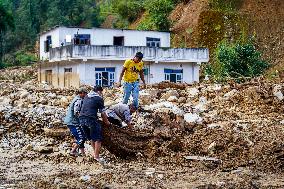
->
[39,26,209,88]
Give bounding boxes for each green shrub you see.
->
[15,51,37,66]
[206,40,269,81]
[141,0,174,31]
[209,0,243,11]
[114,0,144,23]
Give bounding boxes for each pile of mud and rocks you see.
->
[1,66,284,188]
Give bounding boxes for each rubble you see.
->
[2,66,284,188]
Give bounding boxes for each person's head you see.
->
[129,104,137,114]
[77,87,88,98]
[133,52,143,63]
[93,85,103,96]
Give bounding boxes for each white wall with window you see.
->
[40,26,171,60]
[164,68,183,83]
[95,67,115,87]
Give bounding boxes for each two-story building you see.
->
[39,26,209,88]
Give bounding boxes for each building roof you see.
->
[40,25,170,36]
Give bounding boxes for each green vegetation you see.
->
[206,40,269,81]
[209,0,244,12]
[138,0,174,31]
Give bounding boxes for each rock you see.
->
[43,128,69,137]
[224,89,238,100]
[207,123,223,129]
[145,168,155,176]
[161,90,179,100]
[178,97,186,103]
[167,96,178,102]
[54,178,62,184]
[280,120,284,124]
[274,91,284,101]
[24,144,33,151]
[207,142,216,153]
[60,97,69,107]
[34,146,53,153]
[80,175,91,182]
[19,90,29,99]
[187,87,199,97]
[184,113,202,124]
[140,92,152,105]
[184,156,220,162]
[57,182,68,189]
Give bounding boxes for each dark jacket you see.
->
[79,91,105,119]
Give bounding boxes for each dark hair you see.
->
[93,85,103,92]
[135,52,143,59]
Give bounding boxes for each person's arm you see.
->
[139,70,146,86]
[118,67,127,87]
[101,111,111,126]
[98,98,110,126]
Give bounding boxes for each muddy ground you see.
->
[1,67,284,188]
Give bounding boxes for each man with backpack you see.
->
[64,87,88,156]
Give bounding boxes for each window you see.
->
[95,67,115,87]
[73,34,91,45]
[64,68,72,72]
[146,37,160,47]
[44,35,52,52]
[113,36,124,46]
[143,68,149,75]
[164,69,183,83]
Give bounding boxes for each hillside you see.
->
[169,0,284,68]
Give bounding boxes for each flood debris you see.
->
[2,66,284,188]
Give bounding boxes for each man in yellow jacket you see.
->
[118,52,145,109]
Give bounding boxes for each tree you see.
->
[0,2,14,66]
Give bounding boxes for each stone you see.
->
[224,89,238,100]
[161,90,179,100]
[34,146,53,153]
[178,97,186,103]
[184,156,220,162]
[19,90,29,99]
[57,182,68,189]
[167,96,178,102]
[140,92,152,105]
[54,178,62,184]
[184,113,202,124]
[207,142,216,153]
[187,87,199,97]
[80,175,91,182]
[43,128,69,137]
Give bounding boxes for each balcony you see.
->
[49,45,209,63]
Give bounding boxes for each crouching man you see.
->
[64,87,88,156]
[79,86,110,163]
[106,103,137,128]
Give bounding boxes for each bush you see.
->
[139,0,174,31]
[114,0,144,23]
[209,0,243,11]
[206,40,269,81]
[15,51,37,66]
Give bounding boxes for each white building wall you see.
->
[82,60,124,86]
[40,26,171,60]
[39,28,60,61]
[149,62,197,84]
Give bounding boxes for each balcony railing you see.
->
[49,45,209,62]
